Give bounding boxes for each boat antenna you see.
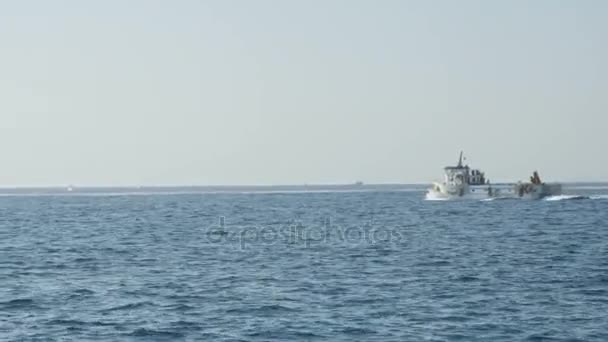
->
[458,151,463,168]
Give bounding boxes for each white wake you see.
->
[543,195,608,201]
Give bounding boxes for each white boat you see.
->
[427,152,562,200]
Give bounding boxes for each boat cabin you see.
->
[443,152,486,186]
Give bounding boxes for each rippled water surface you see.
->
[1,189,608,341]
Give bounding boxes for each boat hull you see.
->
[427,182,562,200]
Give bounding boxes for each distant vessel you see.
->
[427,152,562,200]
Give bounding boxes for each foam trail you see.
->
[425,191,448,201]
[544,195,588,201]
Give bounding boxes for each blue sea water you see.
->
[1,187,608,341]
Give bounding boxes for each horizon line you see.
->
[1,181,608,190]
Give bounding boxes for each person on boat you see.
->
[535,171,542,184]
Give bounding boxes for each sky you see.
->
[1,0,606,186]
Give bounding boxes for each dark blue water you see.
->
[1,189,608,341]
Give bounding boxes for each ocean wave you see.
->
[565,185,608,191]
[102,301,155,312]
[128,328,185,339]
[226,304,298,315]
[0,298,38,309]
[46,319,114,327]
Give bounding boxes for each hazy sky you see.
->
[1,0,606,186]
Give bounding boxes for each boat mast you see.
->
[457,151,463,168]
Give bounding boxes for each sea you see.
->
[1,184,607,341]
